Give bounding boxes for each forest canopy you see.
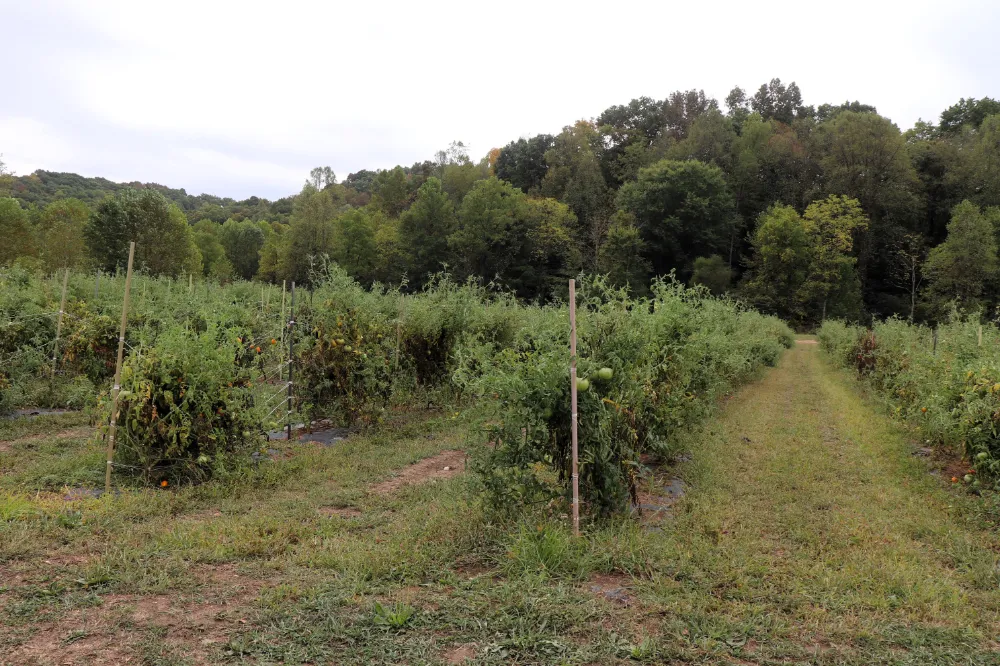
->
[3,81,1000,326]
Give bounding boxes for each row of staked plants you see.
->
[1,264,793,516]
[819,317,1000,489]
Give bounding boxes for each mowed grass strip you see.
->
[6,346,1000,664]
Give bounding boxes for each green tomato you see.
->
[542,407,553,419]
[576,378,590,393]
[978,452,989,461]
[964,474,974,483]
[598,367,613,380]
[345,345,353,352]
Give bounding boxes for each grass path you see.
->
[653,340,1000,663]
[6,344,1000,664]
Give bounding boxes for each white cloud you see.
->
[0,117,75,175]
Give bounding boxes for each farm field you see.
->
[4,341,1000,664]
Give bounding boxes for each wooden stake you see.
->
[105,243,136,494]
[189,273,193,295]
[286,281,296,441]
[569,278,580,537]
[978,325,983,347]
[51,268,70,377]
[932,327,938,355]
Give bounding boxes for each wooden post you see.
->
[932,327,938,355]
[51,268,70,376]
[261,286,265,314]
[569,279,580,537]
[105,243,136,494]
[286,281,295,441]
[189,273,193,295]
[978,325,983,347]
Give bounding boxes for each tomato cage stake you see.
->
[105,242,136,494]
[569,278,580,537]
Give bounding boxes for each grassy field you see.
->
[3,342,1000,665]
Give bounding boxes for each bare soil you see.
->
[369,449,466,494]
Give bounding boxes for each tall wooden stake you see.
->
[286,282,296,441]
[51,268,70,376]
[978,325,983,347]
[189,273,193,295]
[932,327,939,355]
[105,243,136,494]
[569,279,580,537]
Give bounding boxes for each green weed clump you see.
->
[820,317,1000,487]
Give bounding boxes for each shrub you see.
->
[458,276,793,517]
[819,317,1000,487]
[98,324,265,484]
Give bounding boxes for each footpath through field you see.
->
[660,338,1000,662]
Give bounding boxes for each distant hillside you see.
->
[9,170,294,223]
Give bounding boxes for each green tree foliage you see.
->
[450,178,579,299]
[371,167,411,217]
[0,198,35,266]
[84,188,200,277]
[816,101,877,122]
[661,89,718,141]
[969,115,1000,207]
[541,121,612,265]
[691,255,731,295]
[256,222,288,283]
[749,78,808,124]
[923,200,999,314]
[596,213,651,295]
[309,166,336,189]
[742,205,814,324]
[399,177,456,287]
[36,198,89,271]
[344,169,377,193]
[192,220,226,276]
[816,112,919,223]
[278,184,342,284]
[218,218,266,280]
[742,198,866,327]
[496,134,554,193]
[441,161,487,205]
[799,196,868,320]
[939,97,1000,134]
[331,208,379,285]
[615,159,737,277]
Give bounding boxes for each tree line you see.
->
[3,79,1000,326]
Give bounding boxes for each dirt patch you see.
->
[370,450,466,494]
[587,573,634,606]
[444,643,477,664]
[795,339,818,345]
[3,605,133,666]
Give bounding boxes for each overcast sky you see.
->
[2,0,996,201]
